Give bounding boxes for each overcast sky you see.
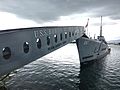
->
[0,0,120,41]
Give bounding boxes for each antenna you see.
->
[100,16,102,36]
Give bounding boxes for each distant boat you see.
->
[77,16,111,64]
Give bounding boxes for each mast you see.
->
[100,16,102,36]
[85,18,89,36]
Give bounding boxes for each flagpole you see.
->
[87,26,88,36]
[85,18,89,36]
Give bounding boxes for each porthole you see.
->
[2,47,11,59]
[69,32,71,37]
[54,35,57,43]
[72,32,74,36]
[65,32,67,39]
[47,36,50,45]
[23,42,29,53]
[75,32,77,35]
[60,33,62,41]
[36,38,41,49]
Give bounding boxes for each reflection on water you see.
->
[2,44,120,90]
[80,45,120,90]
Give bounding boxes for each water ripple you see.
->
[2,44,119,90]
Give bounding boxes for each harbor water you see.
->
[4,44,120,90]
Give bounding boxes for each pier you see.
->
[0,26,84,76]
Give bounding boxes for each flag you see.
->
[85,18,89,28]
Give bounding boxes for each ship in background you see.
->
[76,16,111,64]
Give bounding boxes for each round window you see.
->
[72,32,74,36]
[23,42,29,53]
[47,36,50,45]
[54,35,57,43]
[36,38,41,49]
[65,32,67,39]
[3,47,11,59]
[69,32,71,37]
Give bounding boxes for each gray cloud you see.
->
[0,0,120,23]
